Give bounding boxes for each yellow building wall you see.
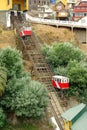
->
[0,0,12,10]
[12,0,28,11]
[64,120,72,130]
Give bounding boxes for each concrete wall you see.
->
[74,28,86,43]
[0,11,6,26]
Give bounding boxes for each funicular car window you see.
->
[55,78,57,81]
[61,79,64,83]
[57,78,59,82]
[64,79,67,83]
[58,78,61,82]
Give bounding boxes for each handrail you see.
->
[25,13,87,29]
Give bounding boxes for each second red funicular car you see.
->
[52,75,69,90]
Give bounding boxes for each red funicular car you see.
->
[20,26,32,37]
[52,75,69,90]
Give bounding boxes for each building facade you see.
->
[72,0,87,21]
[29,0,50,10]
[0,0,12,26]
[55,1,69,20]
[0,0,29,27]
[12,0,29,11]
[60,0,80,8]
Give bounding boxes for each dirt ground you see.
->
[32,23,87,54]
[0,29,16,48]
[32,23,78,45]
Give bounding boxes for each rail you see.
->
[25,13,87,29]
[12,13,65,130]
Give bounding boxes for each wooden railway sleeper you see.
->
[13,15,64,130]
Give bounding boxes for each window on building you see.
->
[24,0,26,7]
[18,4,21,11]
[75,12,84,17]
[47,2,49,5]
[76,7,80,10]
[44,1,46,5]
[34,0,36,4]
[84,13,86,16]
[73,13,75,17]
[29,0,31,4]
[7,0,10,5]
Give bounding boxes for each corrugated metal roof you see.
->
[61,103,86,121]
[71,111,87,130]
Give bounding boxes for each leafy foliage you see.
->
[0,108,6,128]
[54,66,68,76]
[42,42,84,69]
[0,47,23,79]
[67,60,87,103]
[14,80,49,118]
[0,47,49,120]
[1,73,49,118]
[0,66,7,97]
[42,42,87,103]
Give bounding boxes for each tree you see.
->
[0,108,6,128]
[67,60,87,103]
[14,80,49,118]
[1,74,49,118]
[0,47,23,79]
[0,66,7,97]
[42,42,85,70]
[0,47,49,119]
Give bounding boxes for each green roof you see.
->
[71,111,87,130]
[61,103,86,121]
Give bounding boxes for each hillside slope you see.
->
[0,29,16,48]
[32,23,87,54]
[32,23,79,45]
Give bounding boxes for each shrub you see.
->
[42,42,85,69]
[1,74,49,118]
[53,66,68,76]
[0,47,23,79]
[67,60,87,101]
[14,80,49,118]
[0,66,7,97]
[0,108,6,128]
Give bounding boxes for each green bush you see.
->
[0,108,6,128]
[66,60,87,102]
[1,74,49,118]
[0,66,7,97]
[0,47,23,79]
[42,42,84,69]
[53,66,68,76]
[14,80,49,118]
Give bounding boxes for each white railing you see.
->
[25,13,87,29]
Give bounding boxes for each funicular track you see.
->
[12,12,64,130]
